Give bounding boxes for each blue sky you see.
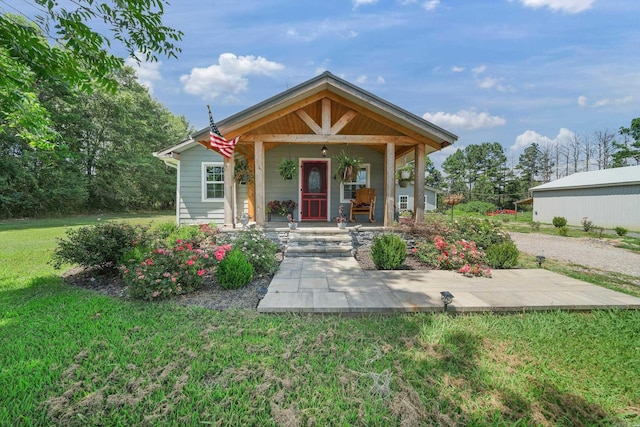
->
[124,0,639,167]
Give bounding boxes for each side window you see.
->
[202,163,224,201]
[340,164,370,203]
[398,195,409,211]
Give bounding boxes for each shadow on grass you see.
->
[412,325,614,425]
[0,211,174,232]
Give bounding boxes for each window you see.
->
[398,195,409,211]
[340,164,370,202]
[202,162,224,201]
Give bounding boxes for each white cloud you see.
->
[511,128,575,152]
[423,0,440,11]
[577,95,588,107]
[517,0,594,14]
[592,96,633,108]
[355,75,385,85]
[471,65,486,76]
[180,53,284,101]
[356,75,368,84]
[423,109,506,130]
[353,0,377,8]
[575,95,633,108]
[451,66,465,72]
[125,57,162,93]
[376,75,385,84]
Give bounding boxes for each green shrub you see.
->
[485,241,519,269]
[530,221,541,231]
[150,221,178,240]
[119,245,152,266]
[552,216,567,228]
[371,233,406,270]
[217,229,279,276]
[51,222,149,270]
[449,217,510,250]
[457,201,497,214]
[558,226,568,236]
[614,226,628,237]
[216,249,254,289]
[581,217,593,232]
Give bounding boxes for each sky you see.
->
[122,1,638,167]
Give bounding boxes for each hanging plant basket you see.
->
[334,150,363,183]
[234,158,253,184]
[277,158,298,181]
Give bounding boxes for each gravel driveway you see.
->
[510,232,640,278]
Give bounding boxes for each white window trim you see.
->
[398,195,409,211]
[340,164,370,203]
[202,162,224,202]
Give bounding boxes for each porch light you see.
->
[536,255,546,267]
[440,291,454,312]
[321,145,328,157]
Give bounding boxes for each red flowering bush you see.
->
[413,237,491,278]
[121,240,230,300]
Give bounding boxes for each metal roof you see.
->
[531,165,640,191]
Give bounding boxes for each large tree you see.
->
[612,118,640,167]
[1,2,182,148]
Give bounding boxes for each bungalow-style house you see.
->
[530,165,640,229]
[155,72,458,227]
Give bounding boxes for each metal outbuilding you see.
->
[530,165,640,230]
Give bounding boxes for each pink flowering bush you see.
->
[413,236,491,278]
[121,240,230,300]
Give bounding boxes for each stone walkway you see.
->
[257,257,640,314]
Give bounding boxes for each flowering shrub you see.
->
[122,240,228,300]
[413,237,491,278]
[217,229,279,276]
[448,217,511,250]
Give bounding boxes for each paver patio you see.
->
[257,257,640,313]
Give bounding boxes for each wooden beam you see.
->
[294,110,322,135]
[254,141,265,226]
[247,157,255,221]
[330,110,358,135]
[322,98,331,135]
[223,156,234,228]
[414,144,426,223]
[240,134,417,144]
[384,142,395,227]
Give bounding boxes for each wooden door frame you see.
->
[299,157,331,222]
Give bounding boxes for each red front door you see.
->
[300,161,328,221]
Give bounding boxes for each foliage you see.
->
[277,158,298,180]
[336,204,347,223]
[267,200,297,216]
[370,233,406,269]
[444,193,465,206]
[449,216,511,250]
[216,248,254,289]
[396,163,415,181]
[457,201,497,214]
[485,241,520,269]
[122,242,222,300]
[234,158,253,183]
[558,226,569,236]
[581,217,593,232]
[334,150,363,182]
[530,221,541,231]
[552,216,567,228]
[51,222,148,270]
[612,117,640,166]
[217,229,279,276]
[614,226,628,237]
[0,2,182,148]
[149,221,179,241]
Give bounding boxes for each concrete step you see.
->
[285,245,353,257]
[284,229,354,258]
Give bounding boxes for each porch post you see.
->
[414,144,426,223]
[223,156,235,228]
[384,142,395,227]
[254,140,266,226]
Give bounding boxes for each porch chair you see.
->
[349,187,376,223]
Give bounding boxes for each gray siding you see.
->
[532,184,640,229]
[396,184,438,211]
[178,144,225,225]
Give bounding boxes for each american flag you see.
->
[207,105,238,159]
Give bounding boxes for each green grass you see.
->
[1,214,640,425]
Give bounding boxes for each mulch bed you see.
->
[62,250,431,310]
